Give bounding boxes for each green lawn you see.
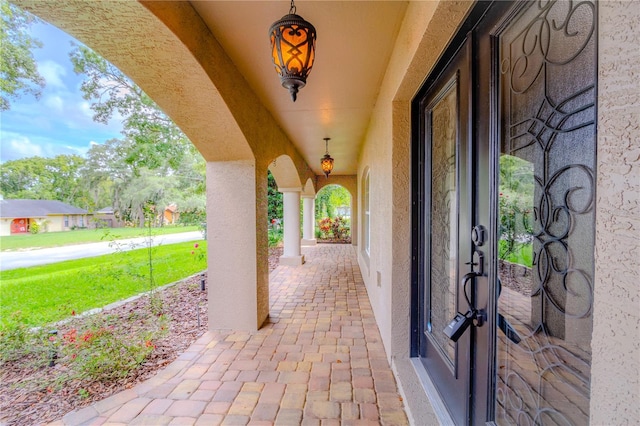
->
[499,240,533,268]
[0,241,207,329]
[0,225,201,251]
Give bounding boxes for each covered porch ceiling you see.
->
[190,1,408,176]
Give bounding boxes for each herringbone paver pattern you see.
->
[52,244,408,425]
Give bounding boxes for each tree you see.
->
[47,155,88,205]
[328,186,350,214]
[81,138,133,210]
[316,185,350,219]
[71,44,207,226]
[0,155,88,206]
[70,45,192,170]
[267,170,283,222]
[0,0,45,111]
[115,168,173,228]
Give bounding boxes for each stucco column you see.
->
[206,160,267,331]
[279,188,305,266]
[301,195,317,246]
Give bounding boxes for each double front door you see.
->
[412,1,597,424]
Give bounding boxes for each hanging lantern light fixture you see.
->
[269,0,316,102]
[320,137,334,178]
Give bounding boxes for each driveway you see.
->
[0,231,203,271]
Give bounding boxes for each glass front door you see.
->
[412,1,597,424]
[413,37,474,426]
[495,1,597,424]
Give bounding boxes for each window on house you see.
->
[64,216,69,227]
[79,216,84,227]
[363,169,370,257]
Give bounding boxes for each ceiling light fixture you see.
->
[320,138,334,178]
[269,0,316,102]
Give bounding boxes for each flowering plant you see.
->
[191,242,206,263]
[57,314,167,381]
[318,217,333,238]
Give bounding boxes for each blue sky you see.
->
[0,20,123,163]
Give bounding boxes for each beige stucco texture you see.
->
[592,2,640,424]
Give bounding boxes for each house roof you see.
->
[0,199,88,218]
[95,207,115,214]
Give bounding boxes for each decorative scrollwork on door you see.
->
[497,1,596,424]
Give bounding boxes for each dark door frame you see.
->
[410,1,513,424]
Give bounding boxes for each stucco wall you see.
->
[0,220,11,236]
[46,216,64,232]
[591,2,640,424]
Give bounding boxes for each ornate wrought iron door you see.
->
[412,1,597,424]
[413,38,474,425]
[494,1,596,424]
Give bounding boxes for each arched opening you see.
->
[315,184,352,244]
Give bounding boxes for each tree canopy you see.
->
[70,45,192,171]
[316,185,351,219]
[0,0,44,110]
[0,155,88,205]
[69,44,206,226]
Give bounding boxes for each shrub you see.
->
[58,312,168,381]
[0,313,50,366]
[318,217,332,239]
[29,221,40,234]
[498,191,533,266]
[331,216,350,240]
[268,227,283,247]
[317,217,350,240]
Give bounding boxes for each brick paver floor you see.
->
[51,244,409,425]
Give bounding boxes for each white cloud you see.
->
[38,60,68,89]
[0,132,101,162]
[63,144,91,157]
[79,101,94,120]
[44,95,65,113]
[1,136,44,161]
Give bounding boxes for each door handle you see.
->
[443,271,487,342]
[461,272,487,328]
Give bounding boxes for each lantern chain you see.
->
[289,0,296,15]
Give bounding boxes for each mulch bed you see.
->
[317,238,352,244]
[499,260,533,296]
[0,246,283,426]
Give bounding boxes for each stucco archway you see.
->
[314,176,358,246]
[14,0,317,331]
[268,155,302,190]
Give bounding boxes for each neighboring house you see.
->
[0,199,90,236]
[92,206,124,228]
[92,204,179,228]
[163,203,179,225]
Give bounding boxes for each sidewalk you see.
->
[51,244,408,425]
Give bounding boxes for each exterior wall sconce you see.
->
[269,0,316,102]
[320,137,334,178]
